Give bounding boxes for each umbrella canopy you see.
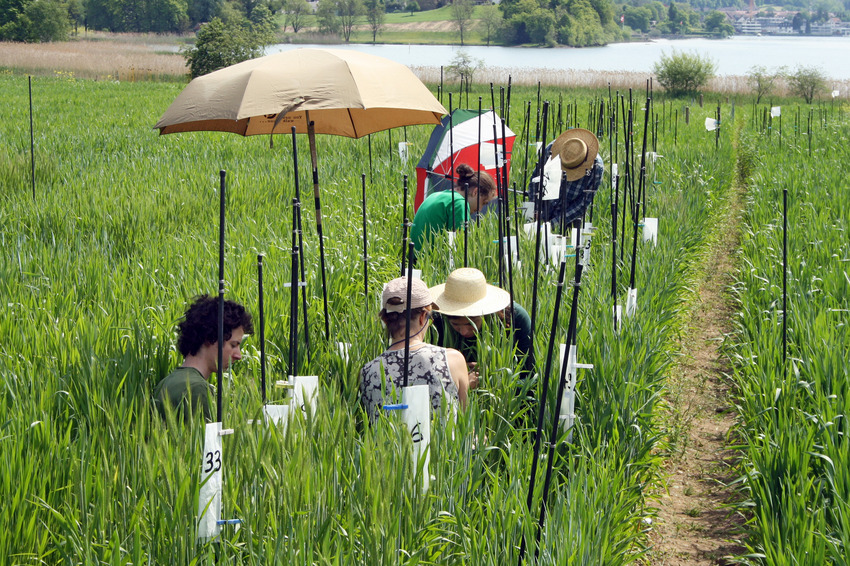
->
[414,109,516,211]
[155,48,446,138]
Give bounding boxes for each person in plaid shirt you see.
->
[535,128,604,229]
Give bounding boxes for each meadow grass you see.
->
[1,73,844,563]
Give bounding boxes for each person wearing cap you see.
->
[430,268,534,384]
[410,163,498,258]
[535,128,604,229]
[360,276,470,423]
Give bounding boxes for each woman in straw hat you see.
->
[429,268,534,385]
[536,128,604,229]
[360,276,470,423]
[410,163,497,258]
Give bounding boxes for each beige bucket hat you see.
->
[429,268,510,317]
[550,128,599,181]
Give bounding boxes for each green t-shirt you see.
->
[410,190,469,253]
[153,366,212,423]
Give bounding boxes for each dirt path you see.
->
[647,186,748,565]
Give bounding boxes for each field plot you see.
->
[0,72,844,564]
[729,109,850,564]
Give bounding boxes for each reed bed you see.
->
[1,72,842,563]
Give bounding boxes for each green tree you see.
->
[652,49,716,97]
[183,16,265,77]
[746,65,785,104]
[450,0,474,45]
[25,0,69,40]
[477,3,501,46]
[315,0,340,34]
[526,5,555,45]
[703,10,732,37]
[336,0,364,41]
[788,65,827,103]
[446,49,482,91]
[282,0,310,32]
[68,0,85,33]
[404,0,416,13]
[624,5,650,33]
[364,0,384,42]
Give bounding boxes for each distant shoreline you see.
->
[2,34,849,96]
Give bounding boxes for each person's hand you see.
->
[467,362,480,390]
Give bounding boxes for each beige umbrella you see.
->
[154,47,446,138]
[155,48,446,341]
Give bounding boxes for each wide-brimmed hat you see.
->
[382,277,434,313]
[429,268,510,317]
[550,128,599,181]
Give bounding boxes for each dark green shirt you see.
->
[153,366,212,423]
[410,190,469,253]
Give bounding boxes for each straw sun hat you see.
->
[429,268,510,318]
[550,128,599,182]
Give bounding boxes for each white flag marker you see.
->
[626,288,638,317]
[198,422,224,541]
[402,384,431,492]
[642,217,658,246]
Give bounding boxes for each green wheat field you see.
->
[0,72,847,564]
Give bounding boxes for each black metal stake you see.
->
[533,263,584,561]
[529,101,549,339]
[29,76,35,200]
[362,174,369,307]
[291,128,310,362]
[782,187,788,373]
[258,254,267,403]
[401,175,410,274]
[216,170,226,424]
[402,242,415,388]
[517,258,568,566]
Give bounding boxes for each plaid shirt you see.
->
[541,154,604,228]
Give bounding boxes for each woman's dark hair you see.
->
[454,163,497,198]
[177,295,254,357]
[380,306,428,337]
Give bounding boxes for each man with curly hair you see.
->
[154,295,254,423]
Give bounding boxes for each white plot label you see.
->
[626,288,638,317]
[198,422,223,541]
[642,217,658,246]
[291,375,319,415]
[402,384,431,492]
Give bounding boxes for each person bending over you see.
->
[153,295,253,423]
[430,268,534,385]
[410,163,497,257]
[360,277,469,422]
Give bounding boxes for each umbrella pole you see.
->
[476,98,482,216]
[291,128,310,362]
[368,134,373,185]
[306,116,331,341]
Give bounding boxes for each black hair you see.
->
[176,295,254,357]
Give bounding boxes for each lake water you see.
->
[269,36,850,80]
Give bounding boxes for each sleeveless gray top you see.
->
[360,343,459,422]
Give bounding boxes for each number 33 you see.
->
[204,450,222,473]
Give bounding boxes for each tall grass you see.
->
[728,112,850,564]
